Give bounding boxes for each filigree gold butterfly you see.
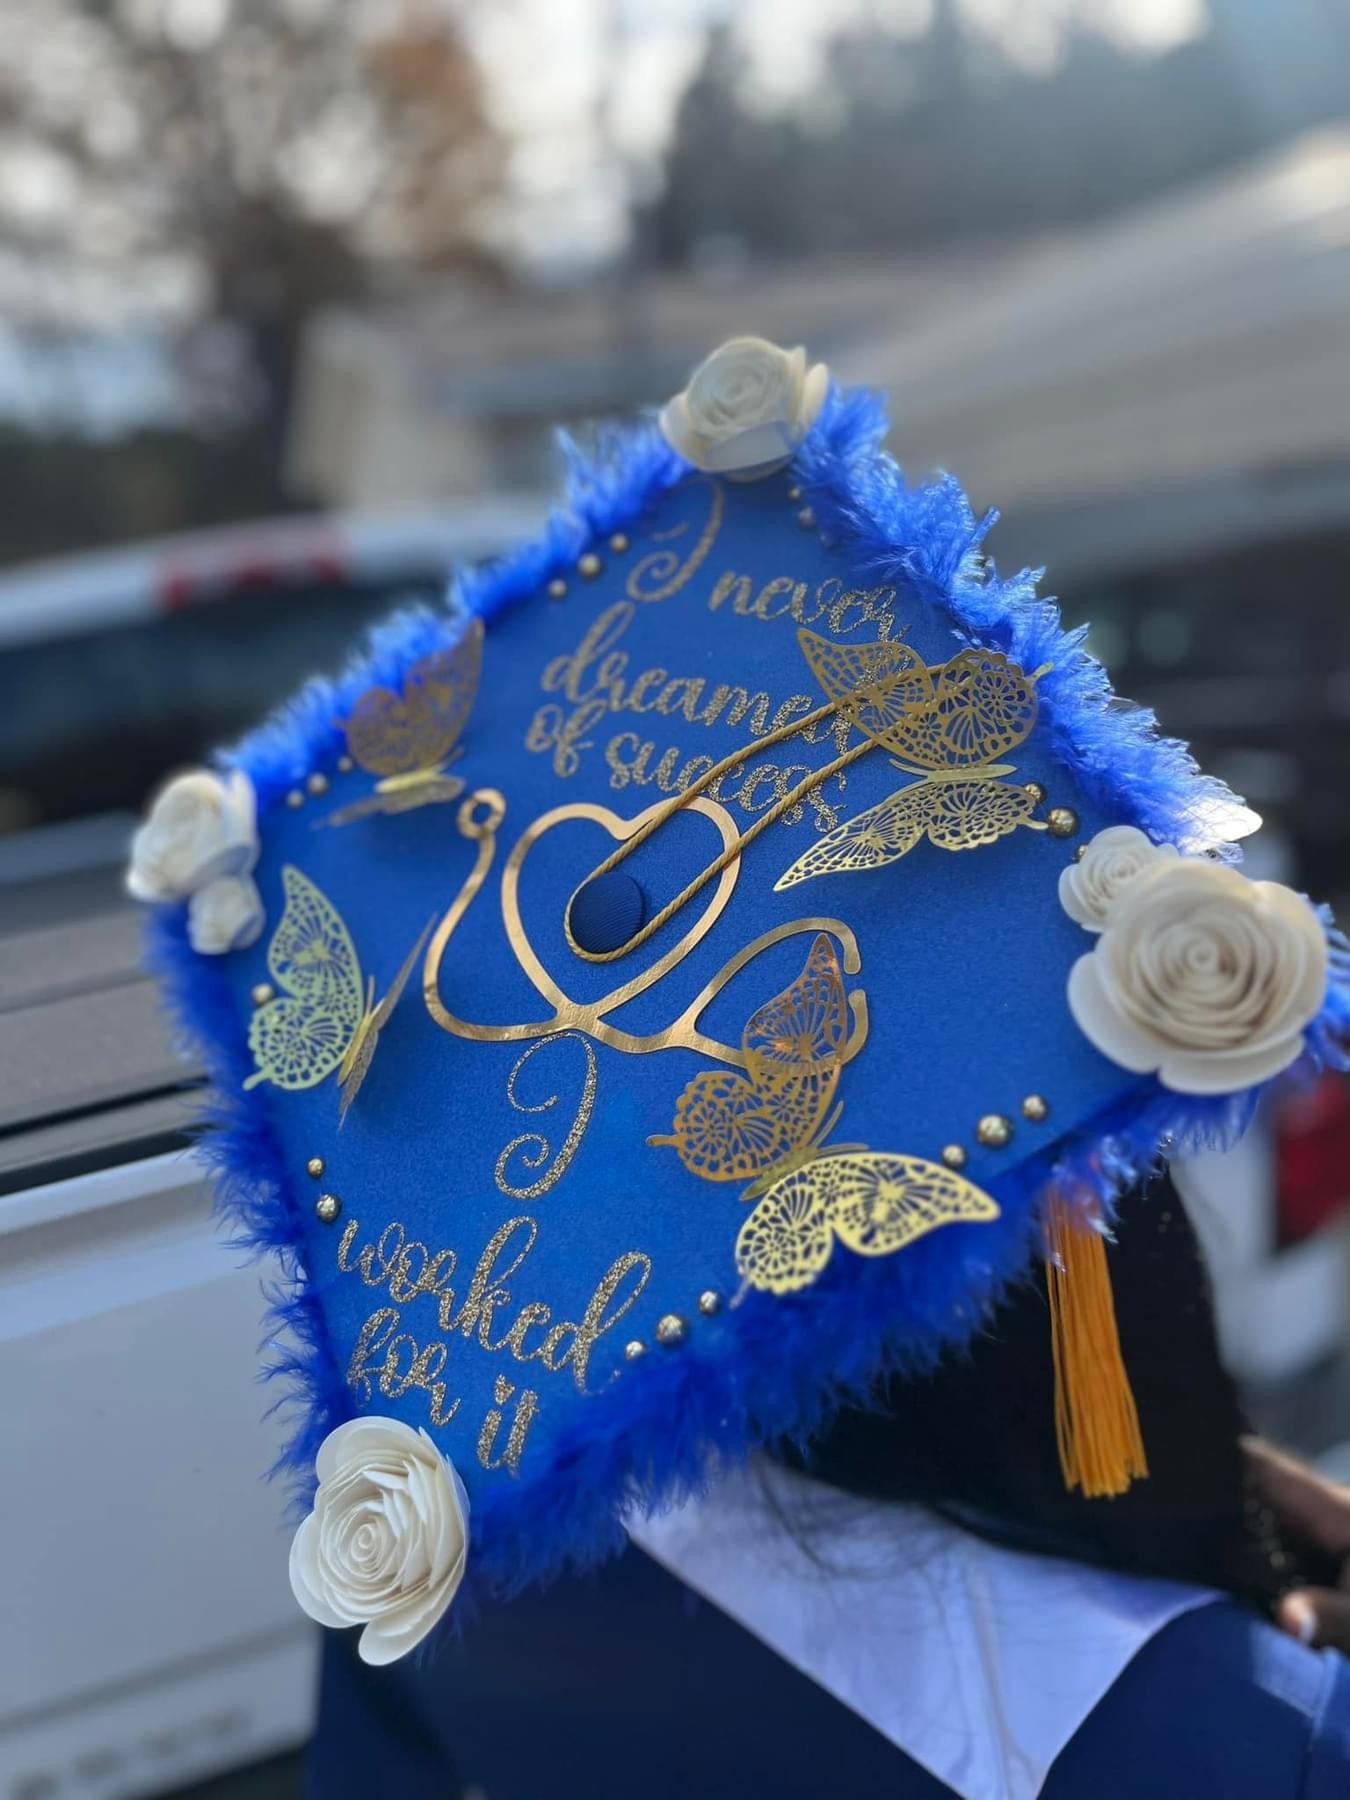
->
[325,616,483,827]
[245,865,430,1122]
[648,934,999,1294]
[775,632,1051,890]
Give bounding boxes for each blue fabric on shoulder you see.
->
[304,1573,1350,1800]
[1048,1602,1350,1799]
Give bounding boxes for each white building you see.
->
[289,130,1350,586]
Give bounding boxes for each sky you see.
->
[470,0,1209,266]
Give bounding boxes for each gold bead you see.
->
[306,1156,325,1179]
[337,754,354,774]
[250,982,275,1007]
[1023,781,1045,804]
[315,1193,341,1224]
[697,1290,722,1317]
[795,506,816,530]
[577,551,602,579]
[307,771,329,796]
[976,1113,1013,1149]
[941,1143,967,1170]
[608,532,630,554]
[624,1340,646,1362]
[286,789,304,809]
[655,1314,688,1348]
[1074,843,1088,862]
[1021,1094,1049,1122]
[1047,806,1079,839]
[546,577,567,600]
[787,484,803,502]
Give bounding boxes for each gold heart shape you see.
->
[423,788,869,1069]
[500,795,742,1047]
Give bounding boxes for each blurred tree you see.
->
[0,0,504,494]
[637,1,1349,267]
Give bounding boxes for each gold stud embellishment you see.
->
[941,1144,968,1170]
[546,577,567,600]
[307,771,329,796]
[306,1156,325,1179]
[656,1314,688,1348]
[286,789,304,809]
[976,1114,1013,1149]
[609,532,630,554]
[795,505,817,530]
[787,484,803,503]
[1047,806,1080,839]
[315,1193,342,1224]
[1021,1094,1049,1122]
[250,982,275,1007]
[1074,842,1088,862]
[624,1340,646,1362]
[1024,781,1045,804]
[577,551,602,579]
[337,754,354,774]
[697,1290,723,1317]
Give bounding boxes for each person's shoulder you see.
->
[1050,1601,1350,1799]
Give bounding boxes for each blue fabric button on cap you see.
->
[569,871,647,956]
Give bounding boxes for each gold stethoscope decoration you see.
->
[560,629,1051,964]
[421,785,868,1072]
[421,628,1047,1068]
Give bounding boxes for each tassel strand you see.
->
[1045,1195,1148,1499]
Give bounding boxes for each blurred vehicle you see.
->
[0,505,538,1798]
[0,501,539,933]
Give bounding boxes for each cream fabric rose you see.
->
[1067,859,1327,1095]
[289,1417,470,1666]
[126,769,258,903]
[187,874,265,955]
[1059,825,1180,932]
[660,336,829,479]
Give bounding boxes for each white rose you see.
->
[127,769,258,903]
[1059,824,1180,932]
[660,335,829,480]
[1067,859,1327,1095]
[289,1417,470,1666]
[187,874,265,955]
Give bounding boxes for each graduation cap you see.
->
[130,336,1349,1665]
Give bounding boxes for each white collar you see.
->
[628,1463,1215,1800]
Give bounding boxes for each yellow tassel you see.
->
[1045,1195,1148,1500]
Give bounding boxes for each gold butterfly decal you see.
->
[325,616,484,827]
[775,632,1051,890]
[245,865,430,1122]
[648,934,998,1295]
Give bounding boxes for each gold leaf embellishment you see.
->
[649,934,999,1294]
[776,637,1050,889]
[326,617,484,826]
[245,865,430,1120]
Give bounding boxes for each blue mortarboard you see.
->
[132,337,1350,1663]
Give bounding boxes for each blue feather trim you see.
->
[144,905,351,1501]
[144,379,1350,1607]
